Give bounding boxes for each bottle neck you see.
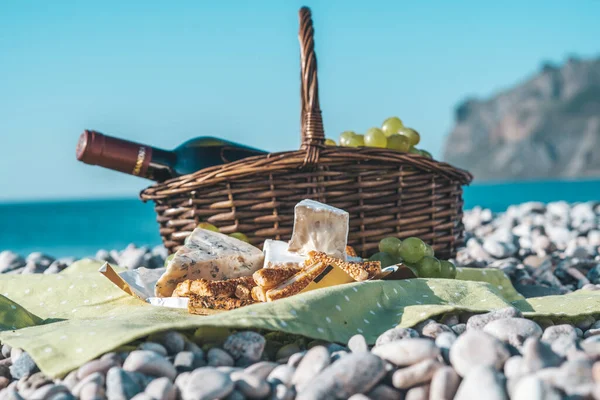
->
[76,130,177,181]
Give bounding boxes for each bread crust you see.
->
[188,294,255,312]
[307,251,381,282]
[173,276,256,298]
[266,261,327,301]
[253,266,303,290]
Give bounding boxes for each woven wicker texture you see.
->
[140,7,473,258]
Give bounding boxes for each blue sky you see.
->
[1,0,599,201]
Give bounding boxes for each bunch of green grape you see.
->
[198,222,250,243]
[324,116,433,159]
[369,236,457,279]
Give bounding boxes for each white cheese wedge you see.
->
[155,228,264,297]
[263,239,307,269]
[287,199,349,259]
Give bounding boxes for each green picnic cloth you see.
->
[1,259,599,378]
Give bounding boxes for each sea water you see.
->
[1,179,599,258]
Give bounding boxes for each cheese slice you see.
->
[287,199,349,259]
[155,228,264,297]
[263,239,307,269]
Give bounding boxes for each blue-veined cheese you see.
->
[263,239,307,269]
[287,199,349,258]
[155,228,264,297]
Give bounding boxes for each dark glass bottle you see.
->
[76,130,267,182]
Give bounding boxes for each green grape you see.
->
[420,149,433,159]
[368,252,397,268]
[324,138,337,146]
[378,237,402,257]
[347,134,365,147]
[386,134,411,152]
[364,128,387,148]
[408,146,421,155]
[399,127,420,146]
[164,253,175,267]
[381,116,404,137]
[415,256,442,278]
[440,260,457,279]
[230,232,250,243]
[197,222,219,232]
[398,237,428,263]
[339,131,356,146]
[424,244,435,258]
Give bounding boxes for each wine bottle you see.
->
[76,130,267,182]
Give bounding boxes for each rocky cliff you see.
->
[443,56,600,181]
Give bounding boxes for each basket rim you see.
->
[140,147,473,201]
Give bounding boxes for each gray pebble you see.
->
[451,323,466,336]
[483,318,543,348]
[466,307,522,331]
[174,371,191,391]
[270,383,295,400]
[267,365,295,387]
[365,384,403,400]
[375,327,419,347]
[541,324,578,343]
[2,344,12,359]
[550,335,578,357]
[207,348,235,367]
[296,352,385,400]
[10,348,23,363]
[217,366,243,374]
[223,332,266,364]
[553,359,594,391]
[224,390,246,400]
[372,338,440,367]
[123,350,177,380]
[79,380,105,400]
[174,351,205,373]
[184,341,205,359]
[404,384,430,400]
[276,344,301,362]
[144,377,176,400]
[138,342,168,357]
[574,315,596,331]
[0,250,26,273]
[181,367,234,400]
[347,334,368,353]
[454,366,507,400]
[244,361,278,380]
[0,388,24,400]
[521,337,563,373]
[512,376,562,400]
[130,393,154,400]
[77,358,117,379]
[330,350,349,363]
[392,359,442,389]
[503,356,523,379]
[0,364,10,380]
[232,372,271,399]
[60,371,79,391]
[450,330,510,377]
[347,395,370,400]
[48,392,76,400]
[286,351,305,368]
[106,367,142,400]
[149,331,186,355]
[292,346,330,392]
[435,332,457,363]
[29,384,69,400]
[419,321,454,339]
[9,352,39,379]
[429,366,461,400]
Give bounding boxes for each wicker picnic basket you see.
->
[140,7,473,259]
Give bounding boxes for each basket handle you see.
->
[298,7,324,166]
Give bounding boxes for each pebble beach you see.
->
[1,201,600,400]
